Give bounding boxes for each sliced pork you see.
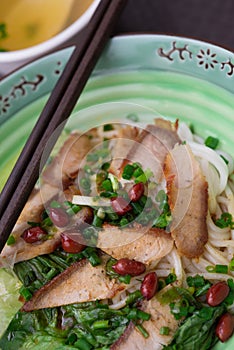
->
[22,255,126,311]
[98,226,173,264]
[164,144,208,258]
[112,293,179,350]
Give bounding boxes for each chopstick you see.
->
[0,0,127,252]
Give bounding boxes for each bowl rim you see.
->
[0,0,100,63]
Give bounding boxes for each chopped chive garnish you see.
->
[118,274,131,284]
[136,309,151,321]
[66,204,81,216]
[50,200,61,208]
[122,164,135,180]
[205,136,219,149]
[165,273,177,285]
[6,235,16,245]
[102,162,110,171]
[186,275,206,288]
[160,326,170,335]
[100,191,117,198]
[229,258,234,271]
[136,324,149,338]
[126,290,142,305]
[101,179,113,192]
[92,214,103,228]
[119,217,129,227]
[215,212,234,229]
[103,124,114,131]
[19,286,32,301]
[206,264,228,274]
[135,173,147,184]
[133,166,144,178]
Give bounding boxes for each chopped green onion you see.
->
[122,164,135,180]
[49,200,61,208]
[131,201,143,214]
[19,286,32,301]
[66,204,81,216]
[165,273,177,285]
[205,136,219,149]
[100,191,117,198]
[118,274,131,284]
[103,124,114,131]
[135,173,147,184]
[229,258,234,271]
[136,324,149,338]
[144,168,154,180]
[158,279,166,290]
[133,166,144,178]
[160,326,170,335]
[136,309,151,321]
[186,275,206,288]
[119,217,129,227]
[206,264,228,274]
[215,212,234,229]
[82,247,101,266]
[126,290,142,305]
[6,235,16,245]
[194,283,211,297]
[101,179,113,192]
[102,162,110,171]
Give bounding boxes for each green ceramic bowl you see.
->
[0,34,234,349]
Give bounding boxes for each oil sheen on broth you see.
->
[0,0,93,51]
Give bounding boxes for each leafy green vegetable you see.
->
[0,296,151,350]
[164,305,225,350]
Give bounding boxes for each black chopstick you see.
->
[0,0,127,252]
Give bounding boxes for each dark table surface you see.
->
[114,0,234,51]
[1,0,234,77]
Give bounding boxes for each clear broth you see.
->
[0,0,93,51]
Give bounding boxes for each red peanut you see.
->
[140,272,158,300]
[61,231,86,253]
[49,207,69,227]
[206,281,230,306]
[112,258,146,276]
[216,313,234,342]
[111,197,132,216]
[22,226,47,243]
[128,182,144,202]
